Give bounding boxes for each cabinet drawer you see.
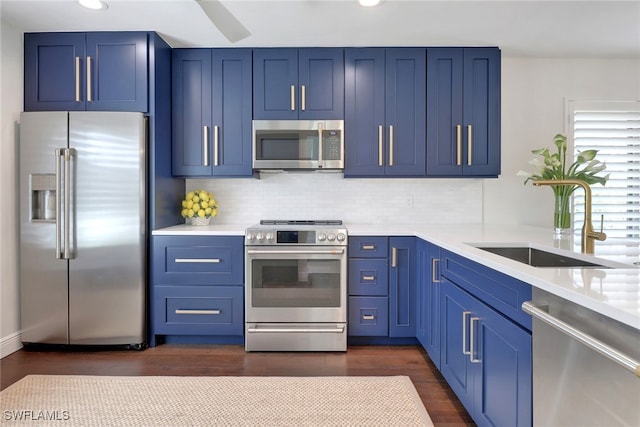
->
[153,285,243,336]
[441,250,532,330]
[152,236,243,285]
[348,236,388,258]
[348,297,388,336]
[348,259,388,296]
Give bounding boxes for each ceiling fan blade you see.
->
[195,0,251,43]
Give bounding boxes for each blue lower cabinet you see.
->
[440,278,532,427]
[389,237,416,337]
[348,297,389,336]
[153,285,244,336]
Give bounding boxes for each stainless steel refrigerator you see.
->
[19,111,147,348]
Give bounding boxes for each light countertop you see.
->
[153,222,640,329]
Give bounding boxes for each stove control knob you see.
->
[318,232,327,241]
[256,232,265,241]
[327,233,336,242]
[336,233,346,242]
[265,232,274,241]
[246,232,255,241]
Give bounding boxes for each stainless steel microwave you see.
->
[252,120,344,170]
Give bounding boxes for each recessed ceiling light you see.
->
[78,0,108,10]
[359,0,381,6]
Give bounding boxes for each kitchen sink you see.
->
[474,246,611,268]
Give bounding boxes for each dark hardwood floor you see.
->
[1,344,474,426]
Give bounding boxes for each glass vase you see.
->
[553,190,572,230]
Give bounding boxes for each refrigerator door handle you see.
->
[55,149,63,259]
[57,148,77,260]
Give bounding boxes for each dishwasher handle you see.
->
[522,301,640,379]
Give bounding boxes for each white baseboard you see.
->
[1,331,23,359]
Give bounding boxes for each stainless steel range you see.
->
[244,220,348,351]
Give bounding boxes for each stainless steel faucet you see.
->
[532,179,606,254]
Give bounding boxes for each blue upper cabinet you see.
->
[253,48,344,120]
[172,49,253,177]
[24,32,148,112]
[426,47,501,177]
[345,48,426,177]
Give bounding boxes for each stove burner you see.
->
[259,220,343,226]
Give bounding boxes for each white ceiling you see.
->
[1,0,639,58]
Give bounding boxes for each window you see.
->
[569,101,640,261]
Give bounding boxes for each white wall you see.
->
[1,34,639,357]
[484,57,640,228]
[0,19,23,357]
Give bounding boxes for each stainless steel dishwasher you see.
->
[523,289,640,426]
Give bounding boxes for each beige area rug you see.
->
[1,375,433,426]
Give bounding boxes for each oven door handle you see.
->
[247,325,346,334]
[246,248,345,255]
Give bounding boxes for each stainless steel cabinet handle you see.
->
[213,125,219,166]
[469,316,481,363]
[389,125,394,166]
[362,314,375,320]
[522,302,640,378]
[175,309,221,315]
[203,126,209,167]
[378,125,384,167]
[431,258,441,283]
[75,57,81,102]
[63,148,75,260]
[462,311,472,355]
[175,258,221,263]
[301,85,306,111]
[467,124,473,166]
[456,124,462,166]
[362,275,375,281]
[317,122,323,166]
[391,247,397,267]
[86,56,92,102]
[290,85,296,111]
[362,244,376,250]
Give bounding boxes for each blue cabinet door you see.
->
[344,48,386,176]
[253,48,344,120]
[252,48,298,120]
[426,47,500,177]
[24,32,86,111]
[388,237,416,337]
[24,32,148,112]
[385,49,426,176]
[344,48,426,177]
[474,298,532,427]
[416,239,441,367]
[462,48,501,177]
[85,32,148,112]
[171,49,213,176]
[298,48,344,120]
[212,49,253,176]
[439,278,477,414]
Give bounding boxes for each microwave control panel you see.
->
[323,131,342,161]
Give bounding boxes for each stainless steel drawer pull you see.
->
[362,275,375,281]
[522,302,640,378]
[175,258,221,263]
[362,314,375,320]
[247,249,344,255]
[361,245,376,250]
[175,309,221,315]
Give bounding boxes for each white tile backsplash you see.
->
[186,173,484,226]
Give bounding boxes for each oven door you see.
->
[245,246,347,323]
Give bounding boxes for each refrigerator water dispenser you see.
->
[30,174,56,221]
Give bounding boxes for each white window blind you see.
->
[570,101,640,262]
